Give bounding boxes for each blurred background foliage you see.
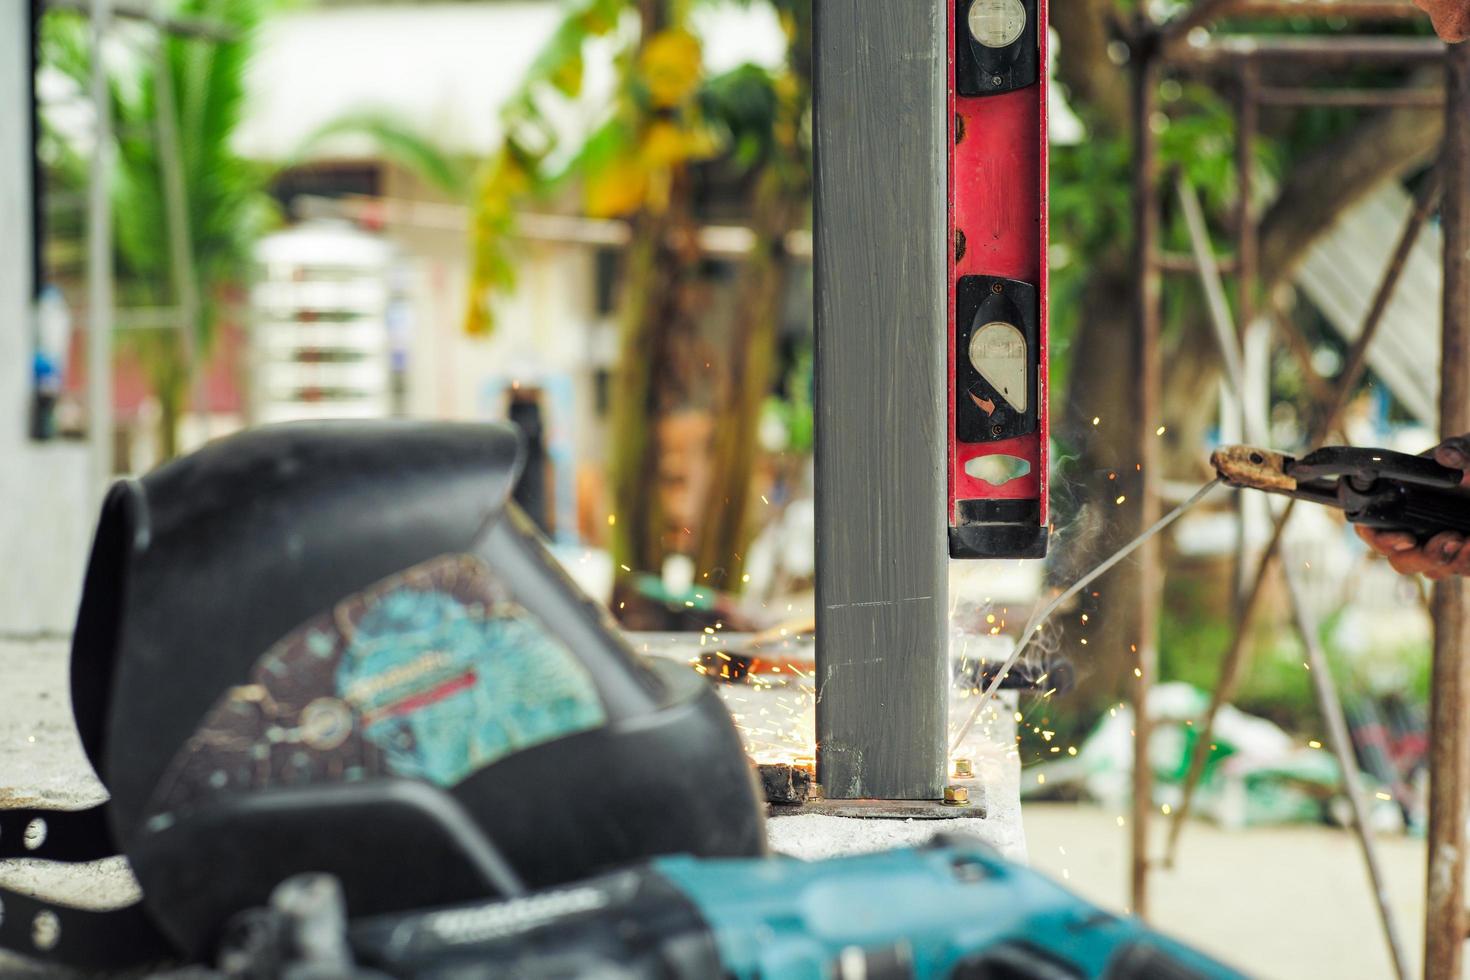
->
[40,0,279,458]
[461,0,811,606]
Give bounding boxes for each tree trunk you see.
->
[693,173,798,588]
[608,204,699,585]
[608,0,707,617]
[692,5,810,593]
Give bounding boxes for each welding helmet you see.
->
[0,421,765,970]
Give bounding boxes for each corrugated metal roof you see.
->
[1294,180,1442,424]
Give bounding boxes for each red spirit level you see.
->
[948,0,1049,560]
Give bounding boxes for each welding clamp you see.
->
[1211,444,1470,538]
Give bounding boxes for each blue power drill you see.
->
[335,834,1243,979]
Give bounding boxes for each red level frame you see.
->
[947,0,1049,560]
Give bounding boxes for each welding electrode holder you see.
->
[1213,444,1470,538]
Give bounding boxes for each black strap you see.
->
[0,887,174,971]
[0,805,116,862]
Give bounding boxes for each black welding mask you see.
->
[0,421,765,971]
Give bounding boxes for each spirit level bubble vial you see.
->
[948,0,1049,559]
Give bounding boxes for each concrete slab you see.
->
[0,640,140,976]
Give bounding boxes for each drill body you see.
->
[348,838,1242,979]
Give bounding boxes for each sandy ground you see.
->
[1025,801,1434,980]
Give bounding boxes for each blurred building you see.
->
[251,221,399,424]
[232,1,796,549]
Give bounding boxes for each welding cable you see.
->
[949,478,1223,752]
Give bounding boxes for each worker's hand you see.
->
[1431,433,1470,480]
[1355,527,1470,578]
[1354,435,1470,577]
[1415,0,1470,41]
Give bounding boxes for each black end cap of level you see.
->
[949,523,1049,560]
[950,498,1047,559]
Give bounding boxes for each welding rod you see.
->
[949,479,1223,751]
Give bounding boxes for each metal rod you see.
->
[1161,0,1238,45]
[1223,0,1425,17]
[1256,86,1445,108]
[1284,570,1412,980]
[1184,167,1411,962]
[1160,0,1427,58]
[1163,177,1287,856]
[46,0,237,41]
[1167,35,1445,67]
[86,0,113,491]
[1233,64,1260,609]
[1176,177,1246,393]
[1156,251,1239,274]
[1269,306,1339,413]
[1176,169,1272,832]
[950,480,1223,751]
[1236,64,1259,338]
[1163,508,1291,865]
[1129,38,1163,919]
[1424,41,1470,980]
[297,194,816,259]
[1164,164,1443,865]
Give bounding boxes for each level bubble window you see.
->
[969,320,1027,413]
[968,0,1026,49]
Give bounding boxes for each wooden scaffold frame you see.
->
[1124,3,1469,978]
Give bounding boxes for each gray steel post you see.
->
[813,0,948,800]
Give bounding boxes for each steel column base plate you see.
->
[769,785,989,821]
